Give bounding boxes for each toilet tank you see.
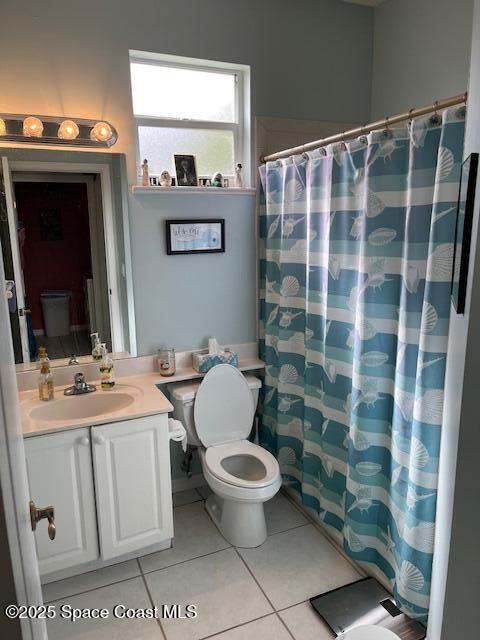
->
[168,374,262,447]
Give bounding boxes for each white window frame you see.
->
[129,50,251,186]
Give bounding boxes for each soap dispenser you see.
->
[38,352,54,401]
[36,345,50,368]
[99,344,115,390]
[91,333,102,360]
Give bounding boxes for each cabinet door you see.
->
[24,428,98,576]
[92,414,173,560]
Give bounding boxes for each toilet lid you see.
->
[194,364,255,447]
[340,625,401,640]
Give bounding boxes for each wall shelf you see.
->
[131,185,256,196]
[154,357,265,386]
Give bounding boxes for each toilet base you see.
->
[205,493,267,548]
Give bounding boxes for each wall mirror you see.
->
[0,148,136,370]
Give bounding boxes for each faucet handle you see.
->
[74,372,86,386]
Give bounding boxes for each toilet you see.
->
[339,626,401,639]
[169,364,282,548]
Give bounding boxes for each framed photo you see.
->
[174,154,198,187]
[166,219,225,255]
[452,152,478,313]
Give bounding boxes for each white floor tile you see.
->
[237,525,360,610]
[279,602,334,639]
[265,493,308,535]
[42,560,141,602]
[46,577,160,639]
[145,548,273,640]
[197,485,212,500]
[173,488,202,507]
[209,614,292,639]
[139,501,230,573]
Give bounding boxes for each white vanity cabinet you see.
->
[24,428,98,576]
[24,414,173,577]
[92,414,173,560]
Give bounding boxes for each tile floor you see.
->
[44,489,361,639]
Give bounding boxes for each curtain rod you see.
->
[261,92,468,163]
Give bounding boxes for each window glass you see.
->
[131,63,236,122]
[138,126,235,177]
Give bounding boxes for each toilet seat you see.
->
[205,440,280,489]
[340,625,401,640]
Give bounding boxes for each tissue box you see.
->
[192,349,238,373]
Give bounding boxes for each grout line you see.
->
[199,612,275,640]
[140,545,232,577]
[44,572,144,604]
[173,495,203,509]
[280,488,366,577]
[275,611,296,639]
[140,506,309,579]
[233,547,277,612]
[140,570,167,640]
[276,600,336,639]
[267,522,310,538]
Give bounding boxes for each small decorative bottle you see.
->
[91,333,103,361]
[142,159,149,186]
[38,358,54,401]
[234,163,243,188]
[99,344,115,390]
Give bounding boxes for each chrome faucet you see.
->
[64,372,96,396]
[68,354,79,365]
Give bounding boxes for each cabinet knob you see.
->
[79,436,90,446]
[93,434,106,445]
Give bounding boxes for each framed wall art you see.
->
[451,152,478,314]
[166,219,225,255]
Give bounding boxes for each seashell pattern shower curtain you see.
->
[258,107,465,620]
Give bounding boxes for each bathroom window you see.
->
[130,52,250,182]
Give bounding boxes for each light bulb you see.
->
[23,116,43,137]
[58,119,79,140]
[90,121,112,143]
[0,118,6,136]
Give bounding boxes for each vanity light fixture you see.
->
[0,113,117,147]
[58,119,79,140]
[90,121,113,143]
[23,116,44,137]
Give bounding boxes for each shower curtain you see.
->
[258,106,465,620]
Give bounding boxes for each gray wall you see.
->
[428,3,480,638]
[0,0,374,177]
[371,0,473,118]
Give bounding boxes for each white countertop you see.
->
[20,373,173,437]
[20,357,265,437]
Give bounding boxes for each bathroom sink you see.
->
[28,389,136,422]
